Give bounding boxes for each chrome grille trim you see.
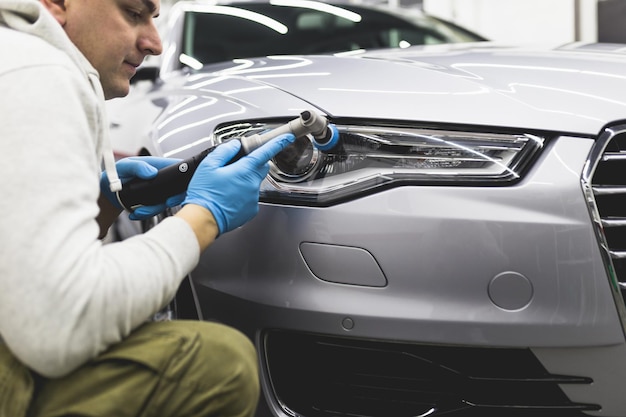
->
[610,251,626,260]
[601,218,626,227]
[583,123,626,333]
[592,185,626,195]
[602,152,626,161]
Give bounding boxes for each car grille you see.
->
[585,123,626,322]
[263,331,598,417]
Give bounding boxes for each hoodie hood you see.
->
[0,0,121,192]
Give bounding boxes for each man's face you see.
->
[55,0,163,99]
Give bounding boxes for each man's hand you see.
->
[100,157,185,220]
[182,133,296,236]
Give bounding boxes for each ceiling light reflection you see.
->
[270,0,362,22]
[319,86,490,96]
[157,98,217,137]
[179,53,203,70]
[160,104,247,151]
[213,56,314,76]
[334,49,366,56]
[205,5,288,34]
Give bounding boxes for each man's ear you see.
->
[40,0,67,25]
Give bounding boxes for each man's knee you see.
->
[197,321,259,414]
[152,320,260,416]
[187,320,259,393]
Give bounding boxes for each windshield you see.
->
[180,2,486,66]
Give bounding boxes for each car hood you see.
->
[196,42,626,136]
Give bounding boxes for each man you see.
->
[0,0,295,416]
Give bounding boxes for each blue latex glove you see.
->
[101,156,185,220]
[183,133,296,235]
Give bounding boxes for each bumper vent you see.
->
[586,124,626,316]
[263,331,598,417]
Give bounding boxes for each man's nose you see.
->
[139,22,163,56]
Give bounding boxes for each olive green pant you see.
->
[2,320,260,417]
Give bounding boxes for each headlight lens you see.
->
[214,122,545,206]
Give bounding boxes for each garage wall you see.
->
[422,0,598,44]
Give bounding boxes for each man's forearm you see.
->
[175,204,219,252]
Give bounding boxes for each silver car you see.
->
[109,4,626,416]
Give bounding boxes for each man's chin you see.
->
[103,83,130,100]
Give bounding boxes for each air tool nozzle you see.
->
[239,110,339,153]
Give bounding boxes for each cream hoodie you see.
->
[0,0,200,377]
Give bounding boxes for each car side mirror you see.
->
[131,66,159,84]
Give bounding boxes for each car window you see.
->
[181,3,485,66]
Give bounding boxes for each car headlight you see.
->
[214,121,545,206]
